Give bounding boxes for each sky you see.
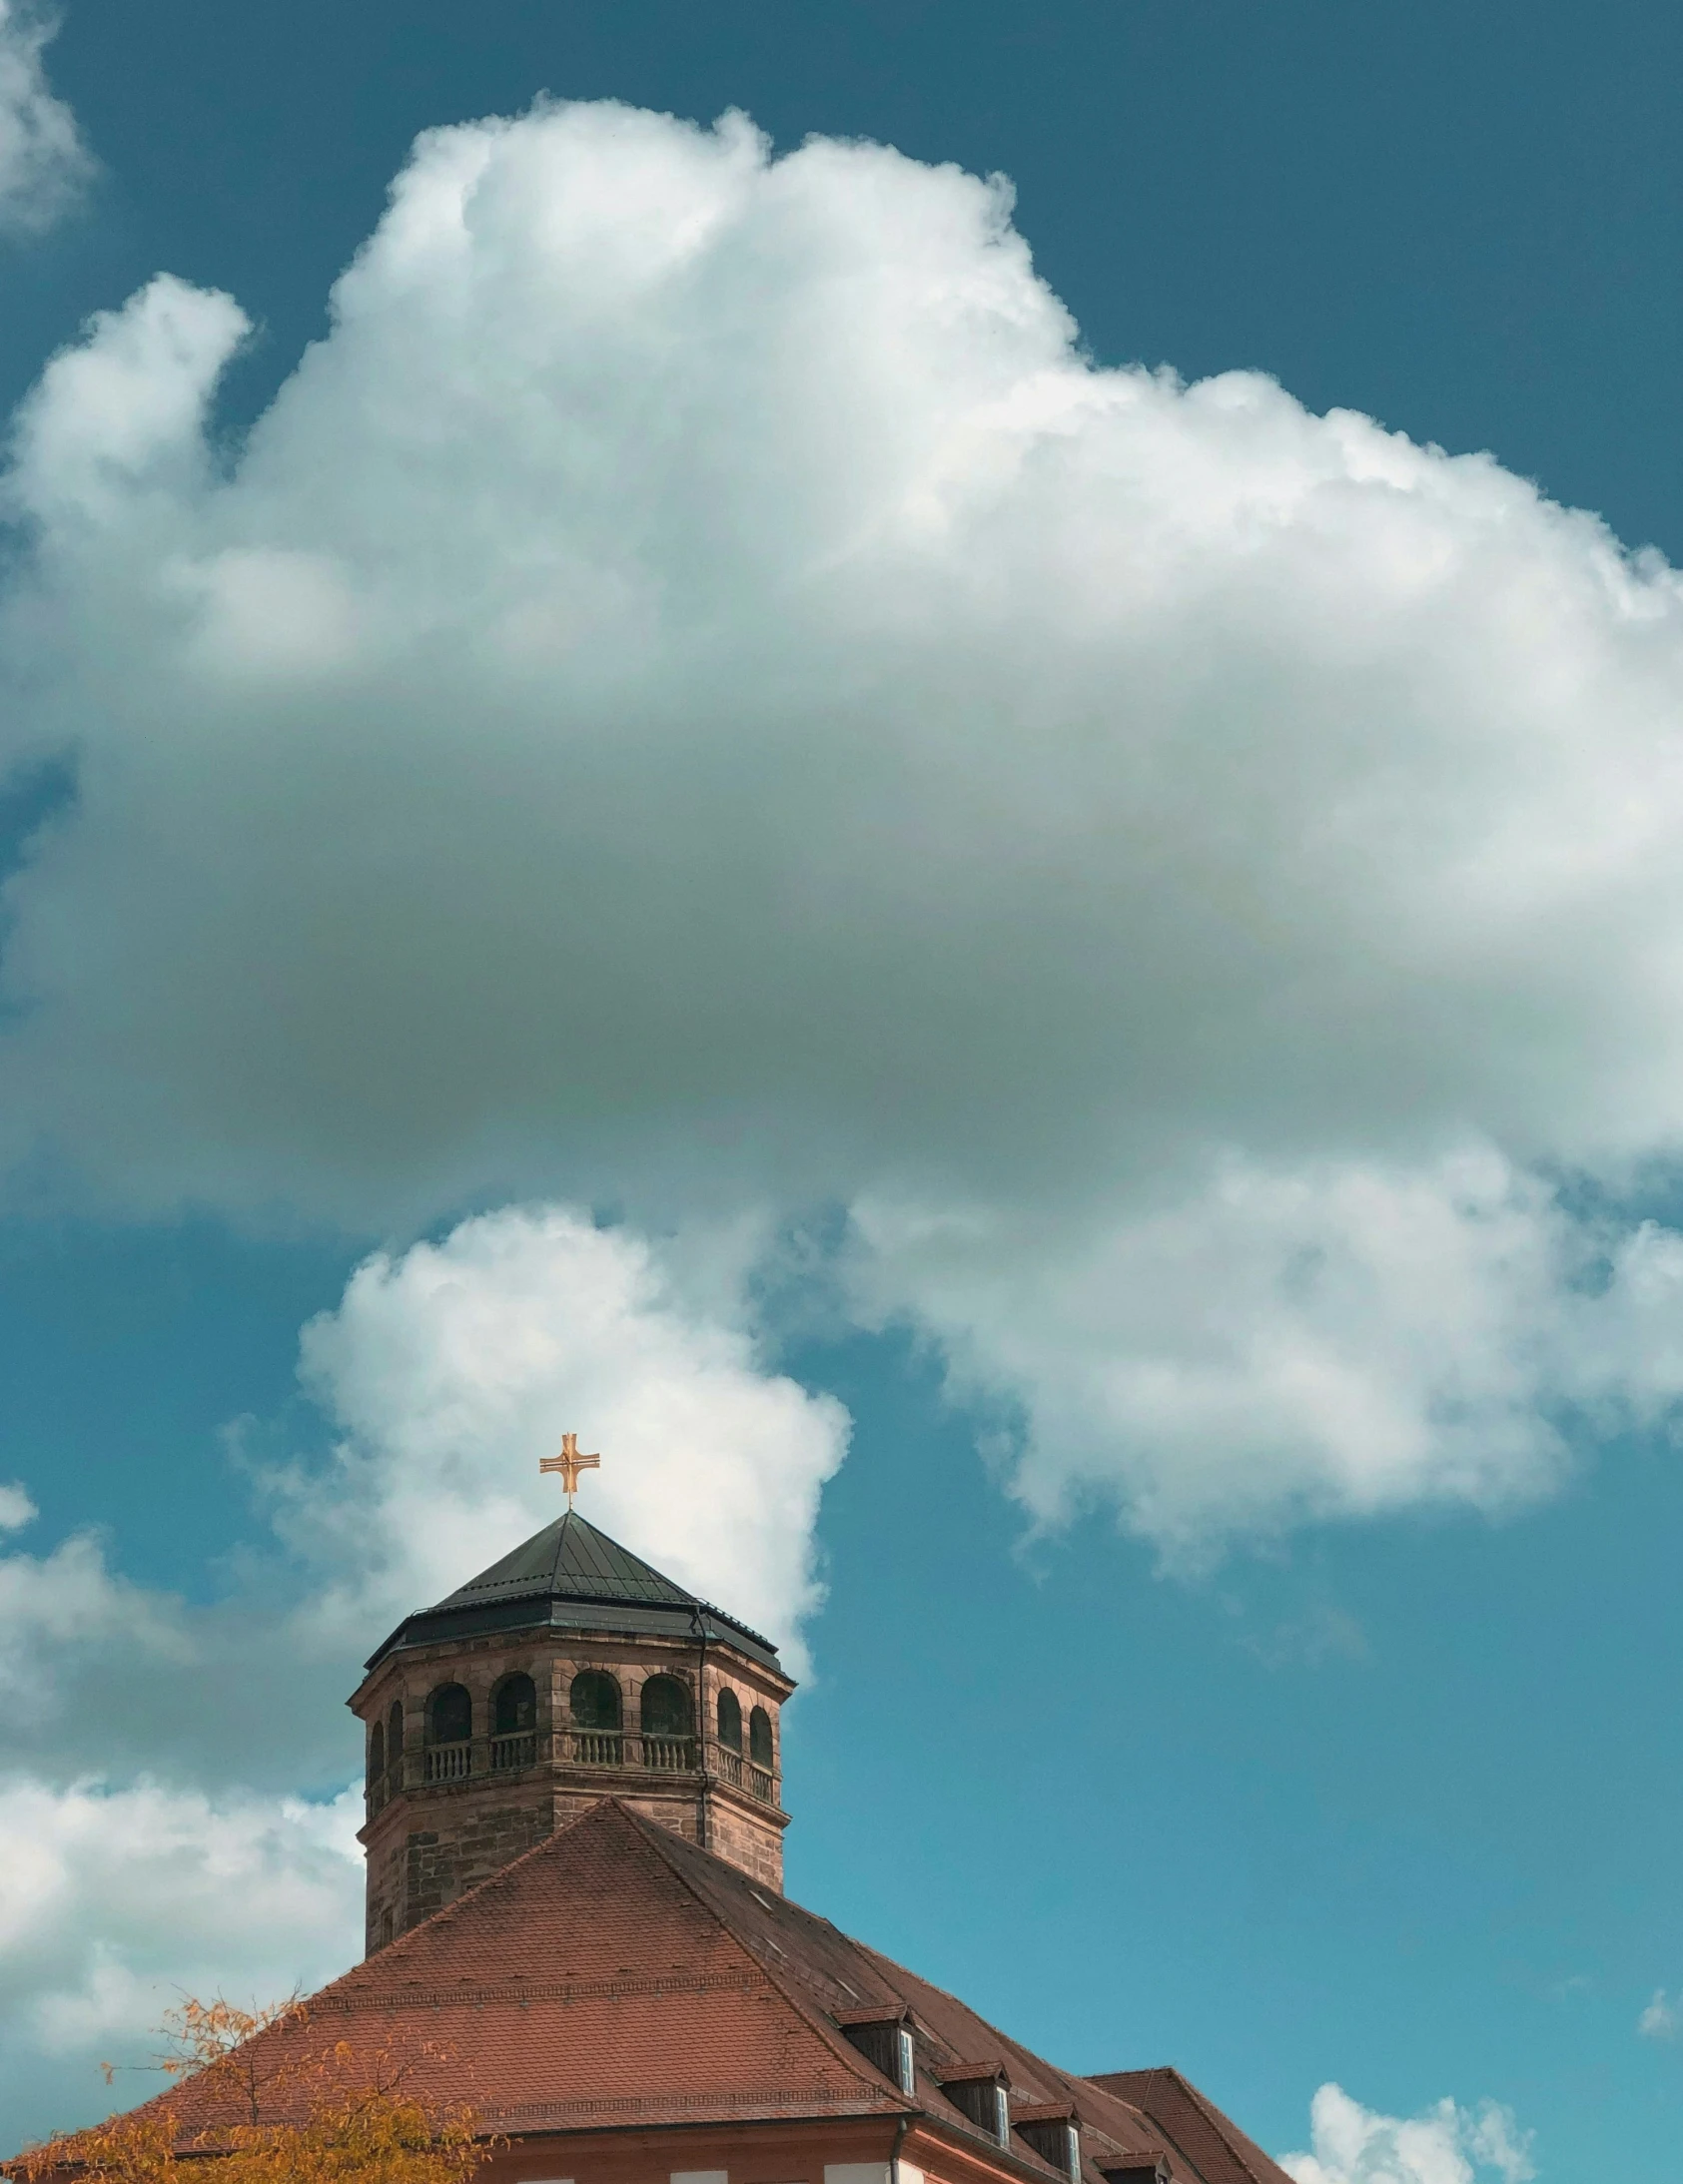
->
[0,3,1681,2179]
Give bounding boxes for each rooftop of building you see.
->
[120,1798,1291,2184]
[364,1510,785,1674]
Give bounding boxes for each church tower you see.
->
[347,1481,793,1954]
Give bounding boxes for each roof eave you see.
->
[359,1597,786,1676]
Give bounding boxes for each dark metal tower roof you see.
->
[364,1510,784,1673]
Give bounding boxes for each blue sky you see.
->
[1,6,1681,2181]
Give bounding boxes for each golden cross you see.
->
[540,1431,600,1508]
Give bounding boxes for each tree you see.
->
[4,1998,492,2184]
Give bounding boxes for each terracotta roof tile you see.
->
[1085,2071,1293,2184]
[129,1803,894,2143]
[111,1802,1279,2184]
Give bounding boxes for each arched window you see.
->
[749,1705,774,1769]
[367,1720,386,1787]
[494,1673,536,1735]
[387,1699,404,1776]
[716,1687,742,1753]
[570,1670,622,1731]
[427,1682,471,1746]
[641,1674,694,1740]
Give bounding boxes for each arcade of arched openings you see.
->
[383,1664,750,1790]
[713,1683,776,1796]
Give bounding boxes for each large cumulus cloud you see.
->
[6,99,1683,1545]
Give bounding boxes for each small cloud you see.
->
[0,1481,37,1532]
[1244,1602,1370,1671]
[1281,2082,1534,2184]
[1639,1988,1678,2040]
[0,0,93,236]
[1466,2104,1535,2184]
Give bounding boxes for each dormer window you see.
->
[835,2008,916,2096]
[942,2066,1010,2146]
[1016,2103,1081,2180]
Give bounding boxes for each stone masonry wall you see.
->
[401,1794,555,1929]
[355,1626,790,1949]
[706,1797,786,1890]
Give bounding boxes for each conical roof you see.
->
[437,1508,705,1611]
[364,1510,782,1672]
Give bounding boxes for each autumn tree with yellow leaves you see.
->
[3,1998,493,2184]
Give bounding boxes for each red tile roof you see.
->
[1085,2072,1295,2184]
[115,1802,1283,2184]
[130,1801,892,2141]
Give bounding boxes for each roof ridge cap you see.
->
[612,1809,914,2111]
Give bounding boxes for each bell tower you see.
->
[347,1480,793,1954]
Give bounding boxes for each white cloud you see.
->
[1281,2083,1534,2184]
[1639,1988,1678,2039]
[0,1528,192,1710]
[0,1,90,235]
[0,1482,36,1532]
[0,1514,351,1791]
[8,274,248,532]
[284,1201,849,1670]
[5,98,1683,1551]
[16,100,1683,1217]
[0,1776,362,2143]
[852,1149,1683,1557]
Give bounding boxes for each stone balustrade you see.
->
[373,1731,779,1807]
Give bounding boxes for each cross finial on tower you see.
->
[539,1432,600,1509]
